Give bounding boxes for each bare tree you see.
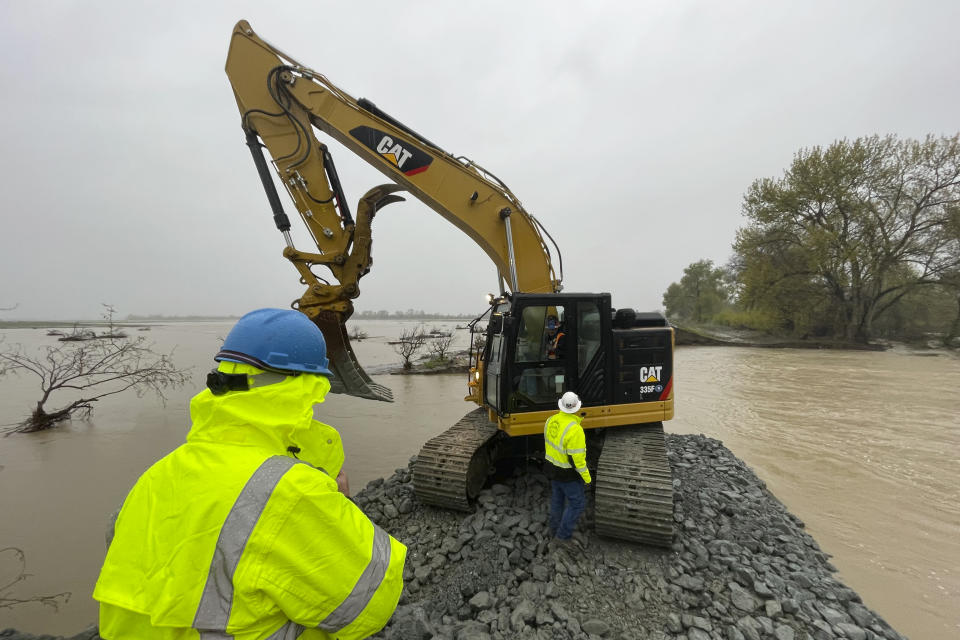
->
[0,306,190,433]
[0,547,70,611]
[472,332,486,354]
[429,332,456,362]
[392,326,426,370]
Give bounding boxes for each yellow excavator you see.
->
[225,20,675,546]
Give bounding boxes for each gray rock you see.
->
[756,617,774,636]
[388,604,434,640]
[530,564,549,582]
[510,599,536,631]
[675,574,706,592]
[681,615,712,632]
[725,625,745,640]
[728,582,759,612]
[764,599,782,619]
[383,503,399,519]
[549,601,571,622]
[836,623,867,640]
[413,564,432,581]
[773,625,795,640]
[469,591,495,611]
[847,603,873,627]
[581,619,610,636]
[667,614,683,633]
[518,580,541,600]
[687,629,711,640]
[736,617,761,640]
[732,568,755,587]
[791,572,815,589]
[534,610,554,626]
[816,602,850,626]
[753,580,774,598]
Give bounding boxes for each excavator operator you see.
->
[545,314,566,360]
[93,309,406,640]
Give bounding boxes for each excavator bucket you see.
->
[312,310,393,402]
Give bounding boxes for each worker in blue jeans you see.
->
[544,391,591,541]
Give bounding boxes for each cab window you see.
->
[509,304,567,409]
[577,302,601,376]
[514,305,566,363]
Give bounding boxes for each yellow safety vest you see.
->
[94,363,406,640]
[543,411,591,483]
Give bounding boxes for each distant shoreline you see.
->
[673,325,960,356]
[0,318,237,329]
[0,315,479,329]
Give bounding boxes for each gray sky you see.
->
[1,1,958,320]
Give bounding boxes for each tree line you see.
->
[354,309,477,320]
[663,134,960,344]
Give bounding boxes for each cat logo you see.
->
[639,366,662,383]
[376,136,413,169]
[349,125,433,176]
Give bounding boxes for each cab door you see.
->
[506,302,573,412]
[502,296,606,411]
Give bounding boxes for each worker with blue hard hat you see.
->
[94,308,406,640]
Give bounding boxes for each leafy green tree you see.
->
[662,260,731,323]
[944,205,960,343]
[734,134,960,342]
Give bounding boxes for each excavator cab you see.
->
[485,294,604,414]
[480,293,673,437]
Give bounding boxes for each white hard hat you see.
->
[558,391,582,414]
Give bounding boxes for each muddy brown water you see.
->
[0,321,957,638]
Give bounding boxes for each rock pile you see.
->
[2,434,906,640]
[361,433,906,640]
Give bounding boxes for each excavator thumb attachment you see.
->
[308,184,405,402]
[312,310,394,402]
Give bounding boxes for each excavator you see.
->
[225,20,675,546]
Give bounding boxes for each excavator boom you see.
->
[225,20,561,402]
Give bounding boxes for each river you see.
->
[0,321,957,638]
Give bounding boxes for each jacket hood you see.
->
[188,361,331,454]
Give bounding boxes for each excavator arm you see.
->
[225,20,561,401]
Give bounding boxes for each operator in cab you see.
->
[94,309,406,640]
[544,314,566,360]
[544,391,591,545]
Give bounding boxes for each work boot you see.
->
[548,537,575,554]
[571,531,587,550]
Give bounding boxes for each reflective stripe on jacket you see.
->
[93,364,406,640]
[543,411,591,484]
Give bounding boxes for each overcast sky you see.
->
[1,1,958,320]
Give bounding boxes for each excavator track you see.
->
[594,422,674,547]
[413,408,500,511]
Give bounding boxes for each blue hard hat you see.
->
[215,308,333,376]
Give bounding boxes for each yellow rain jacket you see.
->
[543,411,591,484]
[94,363,407,640]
